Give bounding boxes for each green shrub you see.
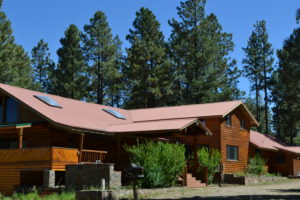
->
[198,147,221,184]
[247,154,267,175]
[125,141,186,188]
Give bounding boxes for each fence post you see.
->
[183,165,187,186]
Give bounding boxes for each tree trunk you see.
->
[255,76,261,132]
[263,67,269,134]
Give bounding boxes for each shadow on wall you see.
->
[143,194,300,200]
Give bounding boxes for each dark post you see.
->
[79,133,85,162]
[124,163,144,200]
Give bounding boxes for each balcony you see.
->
[0,147,107,170]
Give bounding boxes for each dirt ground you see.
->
[143,179,300,200]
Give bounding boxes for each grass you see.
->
[0,191,75,200]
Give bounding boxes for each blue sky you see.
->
[2,0,299,96]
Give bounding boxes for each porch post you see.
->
[18,128,23,149]
[193,146,199,176]
[79,133,85,162]
[117,137,121,163]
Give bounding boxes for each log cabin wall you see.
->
[175,118,221,149]
[196,118,221,149]
[17,104,44,123]
[249,145,300,176]
[220,109,250,173]
[84,134,138,170]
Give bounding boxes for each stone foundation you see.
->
[66,163,121,190]
[43,170,55,188]
[224,174,287,185]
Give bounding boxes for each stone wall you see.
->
[66,163,121,190]
[224,174,287,185]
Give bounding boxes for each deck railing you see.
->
[79,149,107,163]
[0,147,108,167]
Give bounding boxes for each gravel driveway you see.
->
[144,179,300,200]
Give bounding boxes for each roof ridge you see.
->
[129,100,242,111]
[0,83,125,110]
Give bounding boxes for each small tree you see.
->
[198,147,221,184]
[247,154,267,175]
[125,141,186,188]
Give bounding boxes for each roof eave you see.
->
[222,101,259,127]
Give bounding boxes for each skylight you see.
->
[34,95,62,108]
[103,108,126,119]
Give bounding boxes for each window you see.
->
[103,108,126,119]
[240,119,245,130]
[34,95,62,108]
[225,115,232,126]
[0,139,18,149]
[276,154,285,164]
[5,97,18,123]
[200,119,206,126]
[227,145,238,161]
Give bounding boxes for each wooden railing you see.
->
[79,149,107,163]
[0,147,107,167]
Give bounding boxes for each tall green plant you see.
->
[198,147,221,184]
[125,141,186,188]
[247,154,267,175]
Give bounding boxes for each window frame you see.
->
[4,97,18,124]
[276,154,286,164]
[226,145,239,161]
[225,115,232,127]
[240,119,245,130]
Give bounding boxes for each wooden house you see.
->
[0,84,258,194]
[249,130,300,176]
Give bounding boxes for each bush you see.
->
[198,147,221,184]
[247,154,267,175]
[125,141,186,188]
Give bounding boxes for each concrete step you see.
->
[186,173,206,188]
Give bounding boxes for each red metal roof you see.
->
[130,101,242,121]
[106,118,200,133]
[250,130,300,154]
[0,83,256,134]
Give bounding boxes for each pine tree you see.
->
[243,20,274,133]
[31,39,55,92]
[108,36,124,107]
[125,7,173,108]
[54,24,87,100]
[296,8,300,24]
[272,12,300,144]
[0,1,34,89]
[168,0,241,105]
[83,11,123,106]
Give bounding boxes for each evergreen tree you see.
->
[54,24,87,100]
[0,1,34,89]
[31,39,55,92]
[243,20,274,133]
[108,36,124,107]
[83,11,123,106]
[272,12,300,144]
[168,0,241,105]
[125,7,173,108]
[296,8,300,24]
